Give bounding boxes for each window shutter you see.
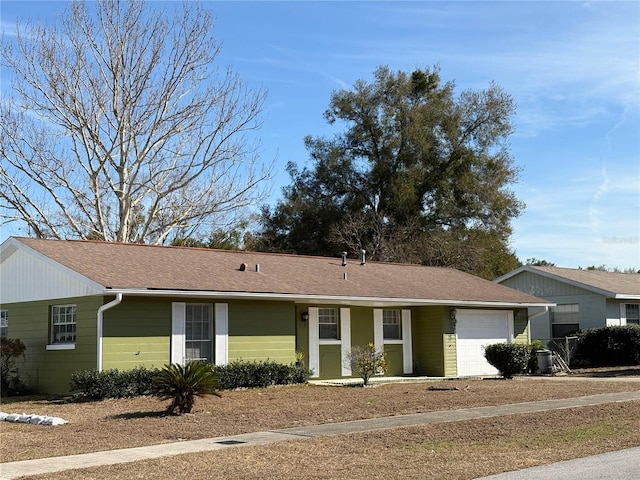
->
[171,302,186,365]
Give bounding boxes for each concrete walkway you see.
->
[1,389,639,480]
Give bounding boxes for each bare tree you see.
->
[1,0,271,243]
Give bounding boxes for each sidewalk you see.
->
[2,389,639,480]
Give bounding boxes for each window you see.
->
[185,304,212,362]
[319,308,339,340]
[383,309,401,340]
[0,310,7,337]
[551,304,579,338]
[51,304,76,343]
[626,304,639,325]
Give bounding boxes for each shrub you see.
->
[0,337,27,396]
[151,362,220,414]
[574,325,640,367]
[213,359,311,390]
[347,343,388,386]
[484,343,529,379]
[70,366,157,401]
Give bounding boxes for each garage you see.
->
[456,309,514,376]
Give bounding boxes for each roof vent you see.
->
[360,249,366,266]
[341,251,347,267]
[343,272,348,280]
[239,263,247,271]
[255,264,260,272]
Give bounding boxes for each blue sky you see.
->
[1,1,639,270]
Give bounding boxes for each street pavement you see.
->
[1,385,639,479]
[476,445,640,480]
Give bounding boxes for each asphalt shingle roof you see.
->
[14,237,548,305]
[526,266,640,297]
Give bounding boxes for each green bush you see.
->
[151,362,220,415]
[213,359,311,390]
[484,343,529,379]
[347,343,388,386]
[574,325,640,367]
[70,366,158,401]
[1,337,27,396]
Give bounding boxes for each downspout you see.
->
[97,293,123,372]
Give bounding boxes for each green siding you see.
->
[228,335,294,362]
[102,297,171,370]
[384,343,404,376]
[514,309,530,344]
[411,306,450,376]
[228,301,295,363]
[350,306,374,347]
[319,344,342,378]
[3,296,103,394]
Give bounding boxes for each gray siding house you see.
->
[495,266,640,342]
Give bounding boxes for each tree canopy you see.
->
[1,0,270,244]
[255,66,522,278]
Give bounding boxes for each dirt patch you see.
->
[1,376,639,463]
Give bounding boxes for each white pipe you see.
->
[97,293,123,372]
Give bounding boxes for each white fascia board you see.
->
[105,288,554,308]
[615,294,640,300]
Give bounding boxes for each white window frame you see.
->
[171,302,228,365]
[50,304,77,344]
[0,310,7,338]
[318,307,340,342]
[625,304,639,325]
[382,309,402,343]
[185,303,213,362]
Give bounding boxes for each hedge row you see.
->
[212,359,310,390]
[574,325,640,367]
[70,360,311,401]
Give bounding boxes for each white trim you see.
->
[97,293,123,371]
[340,307,351,376]
[214,303,229,365]
[620,303,627,325]
[171,302,186,364]
[105,288,552,308]
[373,309,384,351]
[402,309,413,374]
[0,238,105,303]
[46,343,75,350]
[308,307,319,378]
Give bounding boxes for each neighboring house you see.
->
[495,266,640,342]
[1,237,550,394]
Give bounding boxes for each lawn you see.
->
[2,371,640,479]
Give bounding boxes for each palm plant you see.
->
[152,362,220,414]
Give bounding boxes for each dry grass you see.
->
[2,371,640,479]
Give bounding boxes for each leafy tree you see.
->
[255,66,522,278]
[1,0,270,244]
[526,258,556,267]
[347,343,388,386]
[152,362,221,415]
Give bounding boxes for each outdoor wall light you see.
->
[450,308,457,321]
[301,311,310,323]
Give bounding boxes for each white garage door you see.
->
[456,310,514,377]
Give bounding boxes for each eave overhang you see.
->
[104,288,554,309]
